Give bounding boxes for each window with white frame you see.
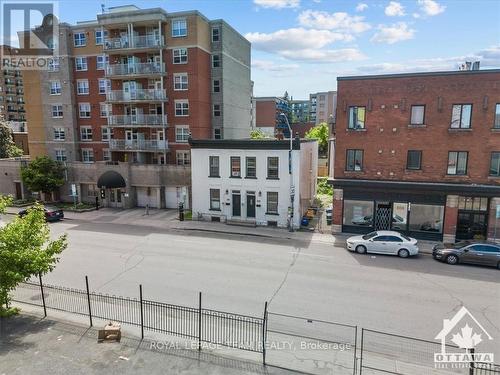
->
[212,80,220,93]
[51,104,63,118]
[95,29,107,45]
[175,100,189,116]
[212,55,221,68]
[53,127,65,140]
[80,126,92,141]
[176,151,191,165]
[267,157,279,179]
[209,189,220,210]
[172,19,187,37]
[175,125,190,143]
[50,80,61,95]
[410,105,425,125]
[101,126,113,141]
[81,149,94,163]
[77,79,89,95]
[55,149,67,162]
[98,78,110,94]
[96,55,108,70]
[79,103,91,118]
[75,56,88,71]
[102,149,111,161]
[213,104,221,117]
[74,32,86,47]
[100,103,111,117]
[173,48,188,64]
[173,73,188,90]
[211,27,220,42]
[266,192,278,214]
[48,57,60,72]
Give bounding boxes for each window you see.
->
[98,78,110,94]
[451,104,472,129]
[101,126,113,141]
[173,48,188,64]
[213,80,220,93]
[267,192,278,214]
[447,151,468,175]
[77,79,89,95]
[490,152,500,177]
[348,106,365,129]
[209,156,219,177]
[175,100,189,116]
[267,157,279,179]
[210,189,221,210]
[458,197,488,211]
[53,127,65,141]
[175,125,190,142]
[75,57,88,71]
[96,55,108,70]
[82,149,94,163]
[407,150,422,170]
[410,105,425,125]
[95,29,107,45]
[48,57,60,72]
[100,103,111,118]
[55,149,66,162]
[176,151,191,166]
[173,73,188,90]
[392,202,408,230]
[79,103,91,118]
[213,128,222,139]
[74,32,86,47]
[246,157,256,178]
[408,204,444,233]
[211,27,220,42]
[230,157,241,177]
[50,80,61,95]
[343,200,374,227]
[213,104,221,117]
[495,104,500,129]
[172,19,187,37]
[212,55,221,68]
[346,149,363,171]
[102,149,111,161]
[80,126,92,141]
[51,104,63,118]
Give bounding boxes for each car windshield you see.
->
[454,241,472,249]
[400,233,412,241]
[44,206,59,211]
[362,231,378,240]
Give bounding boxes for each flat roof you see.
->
[337,68,500,81]
[189,138,315,150]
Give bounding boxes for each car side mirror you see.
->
[463,249,469,252]
[369,238,373,242]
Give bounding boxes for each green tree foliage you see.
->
[0,203,67,315]
[0,118,23,158]
[305,122,329,156]
[21,156,66,195]
[317,177,333,196]
[250,129,269,139]
[0,195,12,213]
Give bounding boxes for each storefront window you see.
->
[343,200,374,227]
[409,204,444,233]
[392,202,408,230]
[458,197,488,211]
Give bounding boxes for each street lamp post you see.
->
[280,112,294,232]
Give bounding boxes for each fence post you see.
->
[85,275,93,327]
[469,348,474,375]
[139,284,144,339]
[38,273,47,318]
[262,301,268,365]
[198,292,202,351]
[359,328,364,375]
[353,326,358,375]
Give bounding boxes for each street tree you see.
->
[305,122,329,156]
[0,117,23,158]
[0,201,67,316]
[21,156,66,198]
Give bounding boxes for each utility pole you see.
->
[280,113,294,232]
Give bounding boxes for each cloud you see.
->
[385,1,405,16]
[356,3,368,12]
[279,48,366,63]
[371,22,415,44]
[298,10,371,33]
[417,0,446,16]
[252,59,300,71]
[253,0,300,9]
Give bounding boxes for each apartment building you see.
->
[18,6,251,209]
[290,99,310,124]
[330,69,500,242]
[254,96,290,137]
[309,91,337,125]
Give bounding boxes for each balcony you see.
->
[8,121,27,133]
[106,89,167,103]
[109,139,168,152]
[104,35,164,52]
[4,79,14,85]
[107,114,167,128]
[105,62,165,78]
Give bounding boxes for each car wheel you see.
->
[355,245,367,254]
[398,249,410,258]
[497,262,500,270]
[446,254,459,265]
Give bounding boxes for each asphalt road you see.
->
[3,215,499,371]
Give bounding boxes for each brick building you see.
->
[330,69,500,242]
[254,96,290,137]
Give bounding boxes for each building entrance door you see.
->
[246,193,256,218]
[456,212,488,241]
[375,202,392,230]
[109,189,123,208]
[232,192,241,217]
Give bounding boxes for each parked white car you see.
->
[346,230,419,258]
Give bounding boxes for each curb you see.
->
[173,226,295,240]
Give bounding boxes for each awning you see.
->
[97,171,126,189]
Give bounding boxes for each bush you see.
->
[317,178,333,196]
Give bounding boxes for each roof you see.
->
[337,69,500,81]
[189,138,316,150]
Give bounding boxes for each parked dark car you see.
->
[432,241,500,269]
[18,206,64,222]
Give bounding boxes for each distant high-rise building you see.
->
[309,91,336,125]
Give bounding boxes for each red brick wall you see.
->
[334,71,500,186]
[256,100,277,127]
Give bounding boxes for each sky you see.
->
[4,0,500,98]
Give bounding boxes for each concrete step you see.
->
[226,219,257,228]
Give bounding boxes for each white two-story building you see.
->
[189,138,318,229]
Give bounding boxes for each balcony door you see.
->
[123,81,139,100]
[125,130,138,148]
[125,106,142,124]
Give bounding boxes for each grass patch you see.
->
[0,306,20,317]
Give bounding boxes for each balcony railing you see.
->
[8,121,27,133]
[105,62,165,77]
[109,139,168,152]
[107,114,167,127]
[104,35,164,51]
[106,89,167,102]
